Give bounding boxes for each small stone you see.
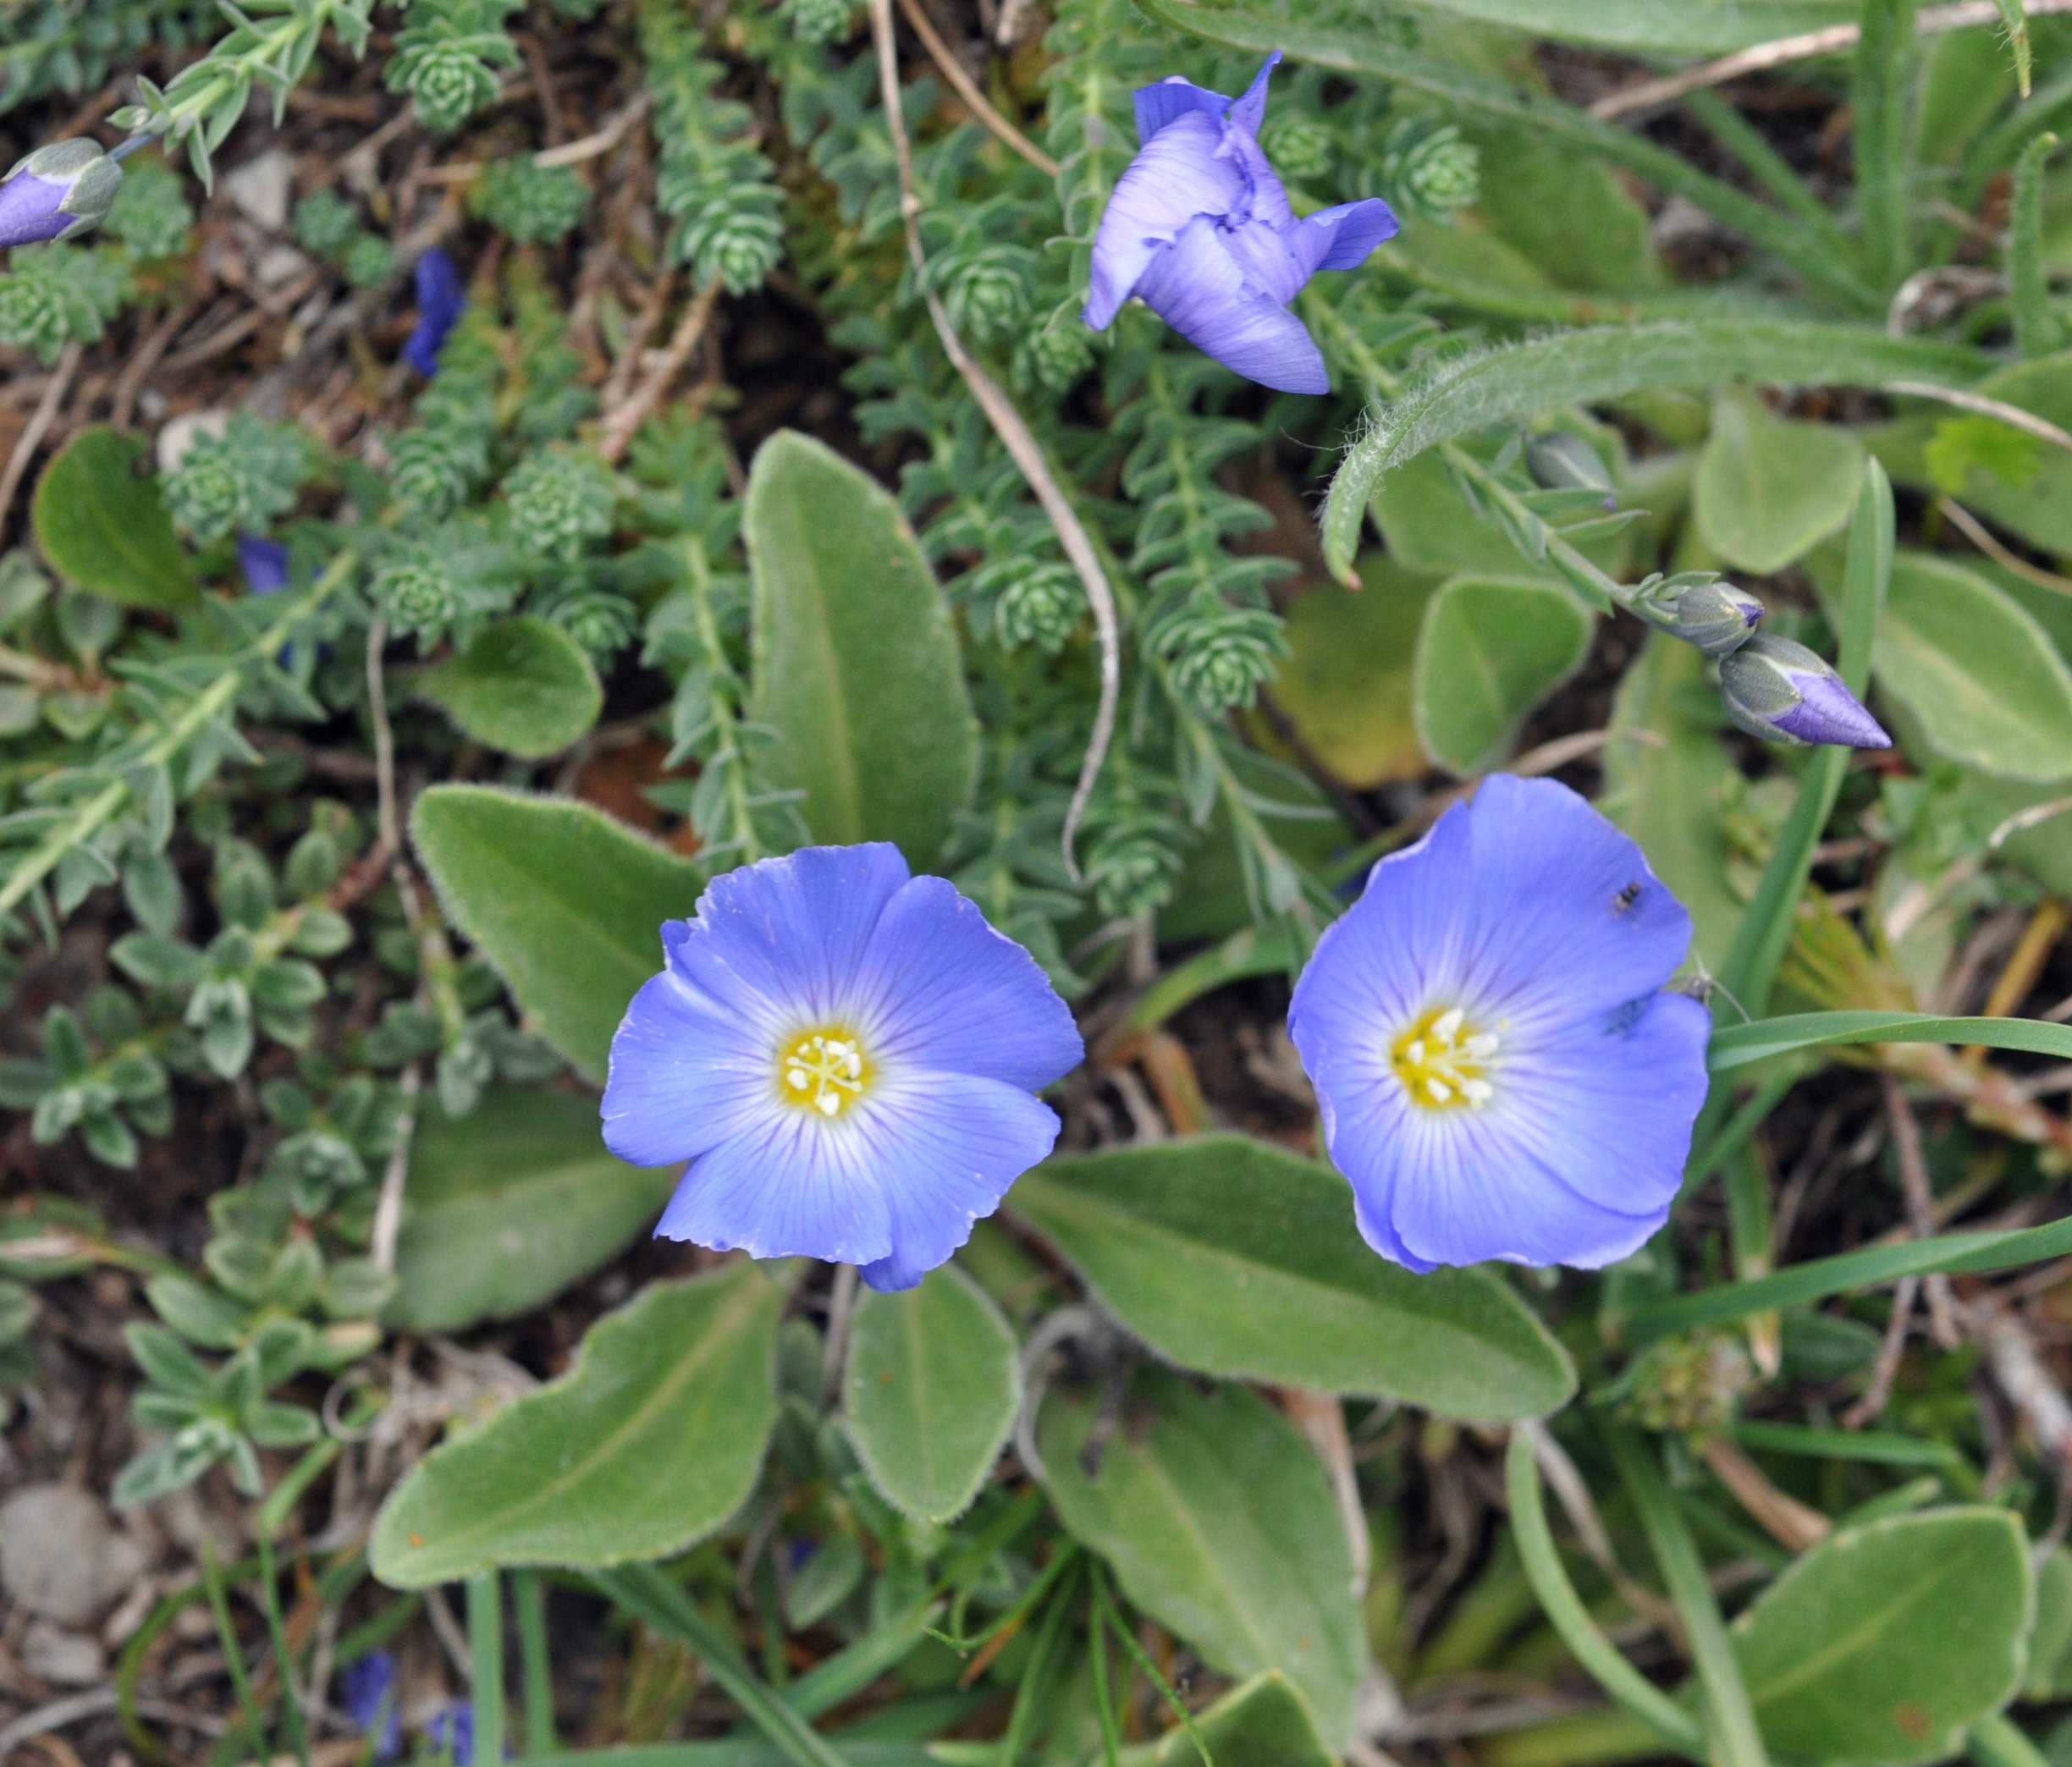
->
[155,409,229,476]
[0,1484,148,1626]
[22,1618,108,1686]
[221,149,295,232]
[255,243,311,289]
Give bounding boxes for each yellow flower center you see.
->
[1391,1005,1499,1111]
[776,1026,874,1120]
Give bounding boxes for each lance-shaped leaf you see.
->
[370,1263,785,1587]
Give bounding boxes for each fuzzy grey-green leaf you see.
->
[1413,575,1593,775]
[746,430,976,865]
[1010,1137,1573,1419]
[370,1262,785,1587]
[1694,392,1865,574]
[1732,1506,2031,1762]
[412,616,602,759]
[410,785,703,1084]
[843,1264,1020,1524]
[32,427,195,610]
[388,1088,677,1334]
[1040,1371,1363,1744]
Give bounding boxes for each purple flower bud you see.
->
[1718,632,1891,750]
[1524,432,1617,511]
[0,140,124,249]
[1081,54,1397,394]
[339,1651,402,1761]
[237,534,290,595]
[1656,579,1765,658]
[404,248,466,377]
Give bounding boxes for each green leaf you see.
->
[413,617,603,760]
[30,427,195,610]
[1866,352,2072,555]
[1388,0,1854,53]
[2025,1548,2072,1701]
[1711,1009,2072,1071]
[389,1089,678,1335]
[1116,1671,1336,1766]
[1266,559,1439,790]
[1039,1370,1364,1744]
[745,430,977,865]
[1733,1508,2031,1762]
[370,1263,785,1587]
[1694,393,1866,574]
[1992,0,2033,97]
[1011,1137,1574,1420]
[1601,636,1744,971]
[411,785,703,1084]
[1472,126,1663,294]
[2011,135,2063,358]
[1313,321,1987,576]
[842,1264,1020,1525]
[1369,449,1630,583]
[1815,552,2072,783]
[1413,575,1593,775]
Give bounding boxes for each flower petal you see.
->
[1293,197,1401,274]
[1083,112,1245,331]
[655,1104,895,1268]
[855,1071,1062,1291]
[1132,212,1329,394]
[1386,1109,1666,1269]
[856,875,1083,1091]
[1309,1062,1436,1273]
[1496,989,1711,1220]
[1132,74,1233,144]
[600,968,774,1166]
[662,843,912,1032]
[1227,51,1281,135]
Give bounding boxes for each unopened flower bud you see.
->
[1525,432,1615,510]
[1657,580,1765,658]
[1718,631,1891,750]
[0,140,124,249]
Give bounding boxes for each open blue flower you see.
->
[1082,53,1397,394]
[404,247,465,377]
[1288,776,1709,1271]
[602,844,1083,1292]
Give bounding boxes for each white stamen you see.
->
[1432,1007,1465,1044]
[787,1069,809,1089]
[1405,1039,1425,1065]
[816,1093,840,1116]
[1464,1032,1500,1059]
[1426,1076,1452,1104]
[1462,1078,1494,1105]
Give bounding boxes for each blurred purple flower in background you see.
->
[237,534,289,595]
[339,1650,402,1761]
[601,843,1083,1292]
[426,1704,475,1764]
[404,247,466,377]
[1289,775,1710,1272]
[0,140,123,248]
[1718,631,1892,749]
[1081,53,1397,393]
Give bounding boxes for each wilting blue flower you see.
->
[237,534,289,595]
[339,1651,402,1761]
[426,1704,474,1765]
[602,844,1083,1292]
[1288,775,1710,1271]
[404,248,465,376]
[1081,53,1397,393]
[1718,631,1891,749]
[0,140,123,249]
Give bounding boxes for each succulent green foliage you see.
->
[470,155,591,244]
[640,0,784,293]
[0,243,130,363]
[162,415,316,548]
[384,0,518,135]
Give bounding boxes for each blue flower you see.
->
[404,247,465,377]
[1081,53,1397,394]
[0,141,123,249]
[339,1651,402,1761]
[425,1704,474,1765]
[601,844,1084,1292]
[1288,776,1710,1271]
[237,534,289,595]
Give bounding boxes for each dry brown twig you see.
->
[867,0,1120,877]
[0,342,81,535]
[895,0,1059,176]
[597,279,721,465]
